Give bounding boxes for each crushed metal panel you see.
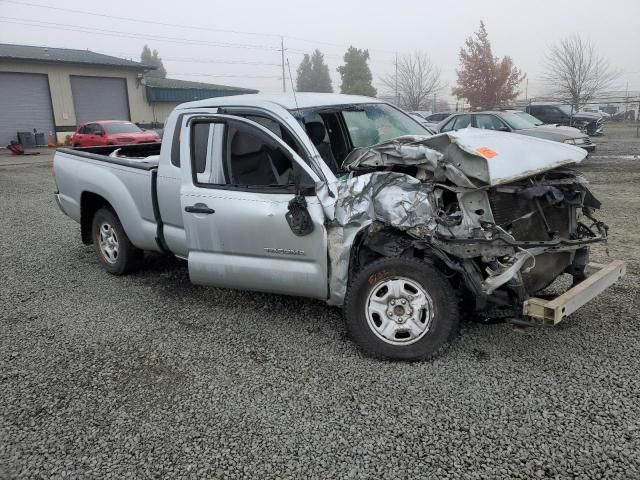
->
[442,129,588,186]
[342,129,587,187]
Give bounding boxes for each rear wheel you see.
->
[91,207,142,275]
[344,257,459,360]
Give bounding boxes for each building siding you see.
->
[0,61,156,140]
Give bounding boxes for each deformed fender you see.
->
[325,171,438,306]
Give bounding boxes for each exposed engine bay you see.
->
[323,130,608,317]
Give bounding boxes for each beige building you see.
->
[0,43,257,146]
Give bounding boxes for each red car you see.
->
[72,120,160,147]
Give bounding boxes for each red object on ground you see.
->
[71,120,161,147]
[7,141,25,155]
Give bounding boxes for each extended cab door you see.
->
[179,114,329,300]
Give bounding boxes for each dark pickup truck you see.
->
[526,104,604,136]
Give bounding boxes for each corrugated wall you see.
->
[0,61,156,138]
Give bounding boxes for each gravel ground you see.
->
[1,155,639,479]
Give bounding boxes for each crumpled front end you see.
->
[325,130,609,313]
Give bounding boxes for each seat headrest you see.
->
[231,130,264,156]
[305,121,326,146]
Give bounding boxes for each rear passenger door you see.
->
[179,114,329,300]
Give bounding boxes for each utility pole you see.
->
[281,37,286,93]
[394,53,399,107]
[525,77,529,102]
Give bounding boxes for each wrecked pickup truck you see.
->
[53,93,625,360]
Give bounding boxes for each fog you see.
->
[1,0,638,100]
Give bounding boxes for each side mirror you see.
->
[286,195,314,236]
[498,126,510,132]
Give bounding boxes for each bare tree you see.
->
[542,34,618,110]
[381,52,443,110]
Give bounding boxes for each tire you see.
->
[344,257,459,361]
[91,207,143,275]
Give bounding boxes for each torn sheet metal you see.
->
[327,172,439,305]
[341,129,587,187]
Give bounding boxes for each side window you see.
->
[225,120,295,187]
[190,122,225,185]
[439,117,456,133]
[192,123,212,175]
[235,114,304,158]
[475,114,494,130]
[453,114,471,130]
[78,125,87,134]
[553,107,568,119]
[171,114,184,167]
[475,114,507,130]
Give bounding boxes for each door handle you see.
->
[185,204,215,214]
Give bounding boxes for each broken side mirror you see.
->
[286,195,314,236]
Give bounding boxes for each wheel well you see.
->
[80,192,112,245]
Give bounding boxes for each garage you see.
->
[0,72,55,146]
[71,75,130,124]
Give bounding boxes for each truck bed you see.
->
[54,143,164,253]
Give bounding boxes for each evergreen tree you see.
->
[337,47,376,96]
[296,50,333,92]
[141,45,167,79]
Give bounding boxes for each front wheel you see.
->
[91,207,143,275]
[344,257,459,360]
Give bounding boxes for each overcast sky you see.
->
[1,0,638,103]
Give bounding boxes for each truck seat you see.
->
[305,121,340,173]
[229,130,278,185]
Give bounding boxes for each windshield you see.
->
[498,112,538,130]
[296,103,429,148]
[557,105,573,116]
[103,122,142,134]
[514,111,543,126]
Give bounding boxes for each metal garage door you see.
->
[71,76,130,124]
[0,72,55,146]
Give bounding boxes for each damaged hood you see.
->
[343,128,587,187]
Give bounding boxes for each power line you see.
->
[0,0,282,39]
[101,51,281,67]
[0,0,398,57]
[166,72,282,79]
[0,17,281,51]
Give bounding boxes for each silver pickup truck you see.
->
[54,93,625,360]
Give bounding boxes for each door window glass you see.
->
[225,120,294,187]
[475,114,507,130]
[452,114,471,130]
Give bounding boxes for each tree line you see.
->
[141,21,617,112]
[294,22,616,112]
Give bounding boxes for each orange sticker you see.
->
[476,146,498,159]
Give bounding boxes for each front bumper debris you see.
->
[522,260,626,325]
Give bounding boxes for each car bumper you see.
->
[580,143,596,152]
[522,260,625,325]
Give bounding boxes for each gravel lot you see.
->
[1,144,639,478]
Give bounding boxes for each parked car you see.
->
[436,111,595,152]
[524,104,604,136]
[504,109,590,137]
[72,120,161,147]
[409,113,436,134]
[409,111,432,119]
[53,93,622,360]
[423,111,454,123]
